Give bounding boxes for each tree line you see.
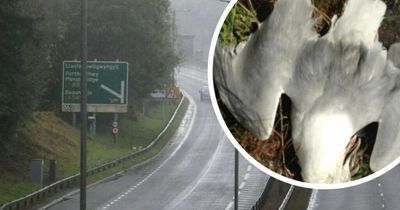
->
[0,0,179,144]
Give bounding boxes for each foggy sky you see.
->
[170,0,229,62]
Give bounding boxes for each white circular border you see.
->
[207,0,400,190]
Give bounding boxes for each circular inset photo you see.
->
[209,0,400,189]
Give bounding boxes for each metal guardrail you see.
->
[0,97,185,210]
[250,178,275,210]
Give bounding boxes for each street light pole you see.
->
[235,148,239,210]
[80,0,88,209]
[172,10,176,85]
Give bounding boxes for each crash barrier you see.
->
[250,178,275,210]
[250,178,300,210]
[0,97,185,210]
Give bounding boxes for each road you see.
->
[306,165,400,210]
[44,65,268,210]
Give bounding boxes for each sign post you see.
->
[79,0,88,209]
[112,120,118,143]
[63,60,128,210]
[64,60,128,210]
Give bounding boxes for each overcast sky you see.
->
[170,0,229,62]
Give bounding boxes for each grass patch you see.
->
[0,181,40,206]
[0,98,187,206]
[87,98,189,184]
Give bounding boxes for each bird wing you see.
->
[213,0,317,139]
[370,43,400,172]
[327,0,386,48]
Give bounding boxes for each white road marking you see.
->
[278,185,294,210]
[239,182,246,189]
[96,91,197,210]
[247,165,252,171]
[171,90,196,157]
[377,181,386,209]
[225,201,234,210]
[165,130,226,209]
[307,190,319,210]
[224,164,269,210]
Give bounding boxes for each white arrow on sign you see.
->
[100,81,125,103]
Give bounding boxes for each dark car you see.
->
[199,86,210,101]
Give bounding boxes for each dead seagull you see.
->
[213,0,400,183]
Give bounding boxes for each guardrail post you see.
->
[49,160,57,183]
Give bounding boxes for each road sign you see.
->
[112,121,118,128]
[165,85,180,99]
[62,61,128,112]
[112,127,119,134]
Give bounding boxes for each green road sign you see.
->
[62,61,128,112]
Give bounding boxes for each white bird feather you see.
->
[213,0,400,183]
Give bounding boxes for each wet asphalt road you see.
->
[45,66,268,210]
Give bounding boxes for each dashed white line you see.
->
[244,173,250,180]
[239,182,246,189]
[307,190,319,210]
[377,181,385,209]
[225,201,234,210]
[164,130,226,209]
[247,165,252,171]
[96,91,197,210]
[169,131,225,208]
[224,164,265,210]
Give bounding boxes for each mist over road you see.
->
[45,66,268,210]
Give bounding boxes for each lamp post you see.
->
[171,9,191,85]
[79,0,88,209]
[234,148,239,210]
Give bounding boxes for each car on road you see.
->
[150,89,165,99]
[199,86,210,101]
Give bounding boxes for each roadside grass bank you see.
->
[0,98,188,206]
[87,98,189,184]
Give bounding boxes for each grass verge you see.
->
[0,98,188,206]
[87,98,189,184]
